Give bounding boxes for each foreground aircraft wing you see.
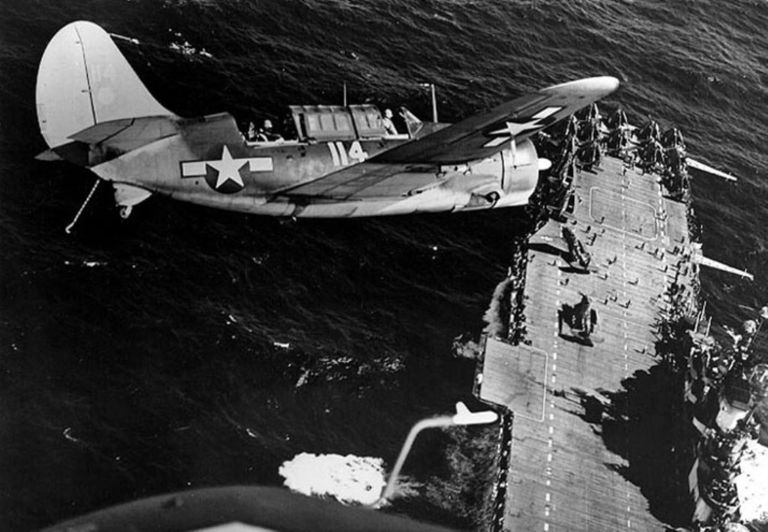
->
[373,77,619,165]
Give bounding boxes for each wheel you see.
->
[119,205,133,219]
[485,191,501,204]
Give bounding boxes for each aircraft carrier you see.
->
[474,117,767,531]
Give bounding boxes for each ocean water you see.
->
[1,0,767,530]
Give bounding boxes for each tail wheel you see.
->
[485,191,501,204]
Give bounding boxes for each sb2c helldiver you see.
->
[36,21,619,225]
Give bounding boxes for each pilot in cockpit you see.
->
[257,119,283,142]
[246,121,258,141]
[382,109,398,135]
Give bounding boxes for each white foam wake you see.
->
[279,452,386,506]
[483,277,512,337]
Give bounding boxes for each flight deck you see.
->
[478,155,697,531]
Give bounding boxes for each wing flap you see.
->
[275,163,441,200]
[374,77,619,165]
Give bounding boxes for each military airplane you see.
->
[36,21,619,226]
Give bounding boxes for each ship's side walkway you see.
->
[479,156,691,531]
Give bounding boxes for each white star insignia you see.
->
[489,120,542,138]
[207,146,246,189]
[483,107,564,148]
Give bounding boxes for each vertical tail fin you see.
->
[36,21,176,151]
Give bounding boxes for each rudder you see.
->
[36,21,175,150]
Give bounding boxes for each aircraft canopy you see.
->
[289,104,386,142]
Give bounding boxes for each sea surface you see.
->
[1,0,767,530]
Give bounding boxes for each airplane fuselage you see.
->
[92,113,539,218]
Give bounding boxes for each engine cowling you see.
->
[495,138,540,208]
[435,137,542,211]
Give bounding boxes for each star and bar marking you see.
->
[180,146,274,194]
[483,106,563,148]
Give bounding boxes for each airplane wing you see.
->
[373,77,619,165]
[277,77,618,201]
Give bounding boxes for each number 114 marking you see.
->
[327,141,368,166]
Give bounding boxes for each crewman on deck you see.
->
[382,108,398,135]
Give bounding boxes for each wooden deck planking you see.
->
[479,156,690,531]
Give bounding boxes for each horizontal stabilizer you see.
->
[70,116,178,145]
[687,157,738,182]
[698,256,753,280]
[69,116,180,161]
